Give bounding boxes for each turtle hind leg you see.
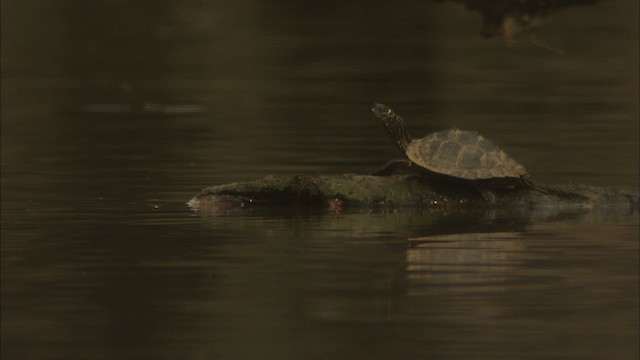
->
[475,185,498,204]
[371,160,413,176]
[520,176,548,194]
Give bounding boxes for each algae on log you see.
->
[188,174,639,214]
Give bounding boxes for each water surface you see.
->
[2,1,638,359]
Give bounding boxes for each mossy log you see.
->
[188,174,638,215]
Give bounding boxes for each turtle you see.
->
[371,103,545,201]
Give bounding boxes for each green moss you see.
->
[190,174,639,213]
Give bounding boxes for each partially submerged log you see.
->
[188,174,638,216]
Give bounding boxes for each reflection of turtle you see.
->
[371,103,544,201]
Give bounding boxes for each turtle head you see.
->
[372,103,411,153]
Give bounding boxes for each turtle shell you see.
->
[406,129,528,180]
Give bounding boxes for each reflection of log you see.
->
[188,174,638,216]
[434,0,600,40]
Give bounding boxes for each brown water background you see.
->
[2,1,639,359]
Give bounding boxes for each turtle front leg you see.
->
[371,160,413,176]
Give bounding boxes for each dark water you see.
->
[2,1,638,359]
